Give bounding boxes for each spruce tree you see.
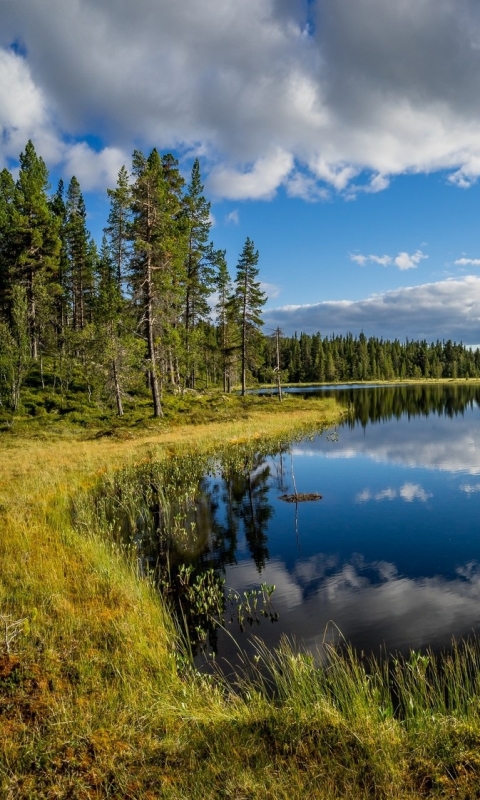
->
[232,238,266,396]
[9,141,60,359]
[49,180,70,346]
[0,168,16,320]
[182,158,214,388]
[130,149,167,417]
[106,165,131,292]
[95,235,126,415]
[65,176,95,331]
[215,249,237,392]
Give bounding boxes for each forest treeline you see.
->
[264,332,480,385]
[1,140,479,419]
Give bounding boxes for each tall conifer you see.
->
[232,238,266,396]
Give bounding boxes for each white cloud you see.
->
[369,254,392,266]
[350,254,368,266]
[285,171,330,201]
[260,281,281,300]
[62,142,126,192]
[207,148,294,200]
[394,250,428,270]
[3,1,480,199]
[350,251,427,269]
[0,47,128,190]
[264,275,480,341]
[455,258,480,266]
[225,209,239,225]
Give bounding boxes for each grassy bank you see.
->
[1,393,480,798]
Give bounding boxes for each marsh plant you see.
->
[74,442,283,663]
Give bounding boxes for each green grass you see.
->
[2,394,480,798]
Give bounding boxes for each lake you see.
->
[129,383,480,668]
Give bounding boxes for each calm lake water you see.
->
[139,384,480,666]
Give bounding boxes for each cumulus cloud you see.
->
[351,253,392,266]
[0,47,128,190]
[351,250,428,270]
[264,275,480,341]
[394,250,428,270]
[62,142,126,192]
[370,254,393,266]
[3,1,480,198]
[207,148,294,200]
[399,482,432,502]
[350,254,368,266]
[455,257,480,266]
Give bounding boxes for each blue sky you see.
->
[3,0,480,342]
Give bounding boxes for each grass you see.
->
[1,391,480,797]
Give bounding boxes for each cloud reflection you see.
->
[460,483,480,494]
[223,554,480,658]
[292,413,480,475]
[356,483,431,503]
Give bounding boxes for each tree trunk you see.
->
[112,357,124,416]
[145,254,163,417]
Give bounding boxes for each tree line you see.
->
[259,332,480,385]
[0,141,265,415]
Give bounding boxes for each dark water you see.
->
[142,384,480,665]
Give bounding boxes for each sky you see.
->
[3,0,480,342]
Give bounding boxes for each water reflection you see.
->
[220,555,480,658]
[115,383,480,663]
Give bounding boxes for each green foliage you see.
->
[259,330,480,384]
[232,237,266,395]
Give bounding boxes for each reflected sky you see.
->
[205,385,480,663]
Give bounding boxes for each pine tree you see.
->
[0,284,31,409]
[160,153,188,392]
[0,168,16,320]
[95,235,126,415]
[232,238,266,396]
[182,158,214,388]
[8,141,60,359]
[65,177,95,331]
[106,166,131,292]
[130,149,168,416]
[214,249,237,392]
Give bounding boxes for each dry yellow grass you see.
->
[0,397,341,508]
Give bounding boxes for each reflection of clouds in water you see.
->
[356,483,431,503]
[293,416,480,475]
[225,556,480,655]
[460,483,480,494]
[400,483,432,502]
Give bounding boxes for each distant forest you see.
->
[263,333,480,385]
[1,140,479,419]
